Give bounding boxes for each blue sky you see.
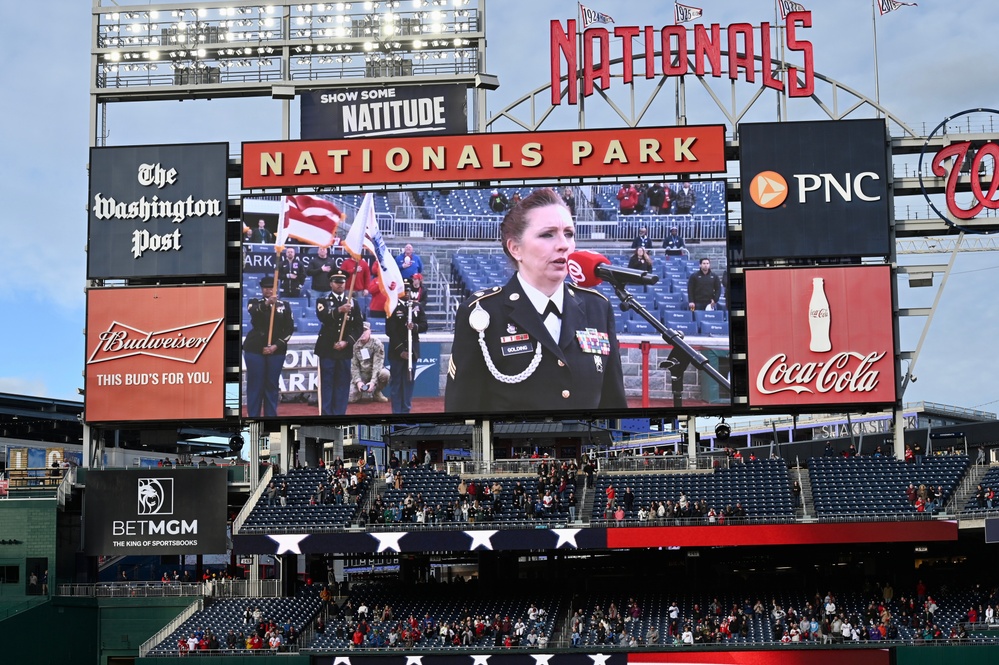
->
[1,0,997,413]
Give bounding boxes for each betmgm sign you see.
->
[84,468,227,555]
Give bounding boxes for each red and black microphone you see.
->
[567,250,659,287]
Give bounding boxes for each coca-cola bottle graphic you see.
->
[808,277,832,352]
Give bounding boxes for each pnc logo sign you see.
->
[749,171,788,208]
[739,119,891,259]
[748,170,881,209]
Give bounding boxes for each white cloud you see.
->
[0,377,49,398]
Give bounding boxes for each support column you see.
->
[686,415,697,468]
[249,421,263,488]
[893,406,906,460]
[479,419,492,467]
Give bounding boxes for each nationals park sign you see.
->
[242,125,726,189]
[549,11,815,105]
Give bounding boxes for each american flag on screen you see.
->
[276,194,343,247]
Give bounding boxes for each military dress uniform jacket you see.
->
[243,298,295,353]
[315,295,364,359]
[445,275,626,414]
[386,302,428,363]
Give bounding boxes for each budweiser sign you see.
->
[85,286,225,422]
[87,319,223,365]
[745,267,896,408]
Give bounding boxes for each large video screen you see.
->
[240,182,730,422]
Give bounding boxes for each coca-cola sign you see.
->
[85,286,226,422]
[919,108,999,231]
[746,266,896,408]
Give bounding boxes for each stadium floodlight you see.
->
[93,0,487,107]
[473,72,499,90]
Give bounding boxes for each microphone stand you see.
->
[606,278,731,409]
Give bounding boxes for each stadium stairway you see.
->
[360,477,387,525]
[947,462,991,515]
[579,484,595,524]
[796,473,814,520]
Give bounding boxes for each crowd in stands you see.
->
[365,459,583,525]
[563,580,999,648]
[242,438,992,534]
[154,575,999,655]
[304,581,555,650]
[263,456,369,508]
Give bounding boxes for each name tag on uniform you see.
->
[360,348,371,360]
[575,328,611,355]
[501,341,534,356]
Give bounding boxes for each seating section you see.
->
[308,585,562,650]
[376,467,459,523]
[809,455,970,517]
[375,468,575,524]
[237,456,979,531]
[146,596,321,655]
[411,183,726,241]
[240,467,371,534]
[145,581,982,653]
[451,253,515,299]
[591,459,794,521]
[573,584,984,645]
[592,181,728,222]
[961,465,999,514]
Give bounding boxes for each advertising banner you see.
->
[739,119,891,259]
[84,468,227,555]
[745,266,897,408]
[87,142,228,279]
[242,125,726,189]
[314,651,887,665]
[85,285,226,422]
[301,83,467,139]
[233,520,955,555]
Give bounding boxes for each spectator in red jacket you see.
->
[617,184,639,215]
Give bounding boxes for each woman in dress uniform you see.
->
[445,188,625,414]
